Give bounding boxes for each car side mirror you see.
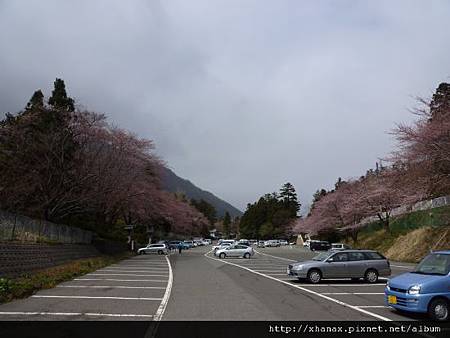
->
[326,258,334,263]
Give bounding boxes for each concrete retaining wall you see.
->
[0,242,100,278]
[0,211,92,244]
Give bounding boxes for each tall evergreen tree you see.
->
[279,182,300,217]
[26,90,44,111]
[48,78,75,112]
[223,211,231,237]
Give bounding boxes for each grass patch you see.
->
[0,252,132,304]
[347,226,450,263]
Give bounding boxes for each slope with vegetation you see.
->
[296,82,450,254]
[0,79,210,242]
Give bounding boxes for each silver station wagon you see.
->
[288,249,391,284]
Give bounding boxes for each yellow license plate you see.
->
[388,295,397,304]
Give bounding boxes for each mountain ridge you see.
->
[161,167,242,218]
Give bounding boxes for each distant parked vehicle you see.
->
[194,240,204,246]
[331,243,351,250]
[304,239,319,248]
[138,244,169,255]
[169,241,189,250]
[184,240,195,248]
[213,240,234,252]
[287,250,391,284]
[257,241,266,248]
[309,241,331,251]
[279,240,288,246]
[215,244,254,259]
[238,239,251,247]
[385,250,450,321]
[265,240,281,247]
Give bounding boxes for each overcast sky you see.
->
[1,1,450,213]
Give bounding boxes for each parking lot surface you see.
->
[0,254,172,321]
[0,244,423,321]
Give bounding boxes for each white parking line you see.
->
[321,293,384,295]
[100,269,168,273]
[300,284,386,287]
[153,255,173,321]
[74,278,166,282]
[88,274,168,277]
[57,285,166,289]
[356,306,389,309]
[254,250,297,262]
[31,295,162,301]
[391,265,413,269]
[0,311,154,318]
[205,251,391,321]
[253,270,286,273]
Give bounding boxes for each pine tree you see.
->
[223,211,231,237]
[48,78,75,112]
[26,90,44,111]
[279,182,300,217]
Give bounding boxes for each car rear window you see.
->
[364,252,385,260]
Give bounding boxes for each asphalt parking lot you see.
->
[0,254,173,320]
[204,245,419,321]
[0,244,424,322]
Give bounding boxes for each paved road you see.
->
[0,254,172,320]
[0,244,422,321]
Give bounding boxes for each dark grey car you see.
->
[287,250,391,284]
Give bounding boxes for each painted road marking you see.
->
[321,293,384,295]
[57,285,166,289]
[100,269,168,273]
[0,311,154,318]
[254,250,297,262]
[74,278,166,282]
[391,265,413,269]
[88,274,168,277]
[153,255,173,321]
[31,295,162,301]
[356,306,390,309]
[205,250,391,321]
[300,284,386,287]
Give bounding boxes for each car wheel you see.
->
[158,250,163,255]
[243,253,250,259]
[219,253,226,259]
[307,269,322,284]
[428,298,449,321]
[364,269,378,283]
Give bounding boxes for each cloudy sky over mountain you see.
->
[1,0,450,212]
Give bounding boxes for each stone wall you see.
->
[0,242,100,278]
[0,211,92,244]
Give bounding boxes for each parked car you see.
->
[184,240,195,248]
[331,243,351,250]
[309,241,331,251]
[257,241,266,248]
[169,241,189,250]
[138,244,169,255]
[201,239,210,245]
[213,239,235,250]
[287,249,391,284]
[215,244,254,259]
[303,239,318,248]
[194,239,204,246]
[279,240,288,246]
[213,241,234,252]
[385,250,450,321]
[238,239,251,247]
[265,240,281,247]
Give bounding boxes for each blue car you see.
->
[385,250,450,321]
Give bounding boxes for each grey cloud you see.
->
[1,0,450,212]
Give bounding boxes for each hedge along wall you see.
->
[0,211,93,244]
[0,242,100,278]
